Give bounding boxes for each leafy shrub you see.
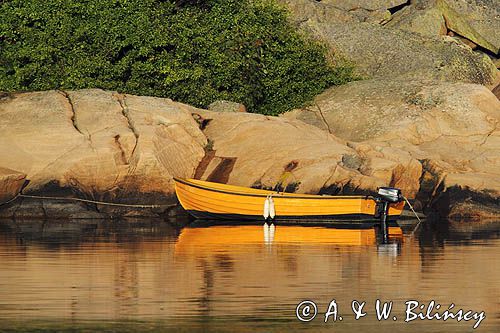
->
[0,0,355,115]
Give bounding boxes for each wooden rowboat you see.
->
[173,178,405,224]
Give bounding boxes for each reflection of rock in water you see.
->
[0,219,184,320]
[416,220,500,269]
[418,219,500,248]
[0,219,182,248]
[447,220,500,241]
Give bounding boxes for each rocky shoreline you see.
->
[0,86,498,220]
[1,0,499,221]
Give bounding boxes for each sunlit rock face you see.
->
[0,90,419,218]
[283,79,500,218]
[0,87,498,219]
[274,0,499,218]
[0,89,207,218]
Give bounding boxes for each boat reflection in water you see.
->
[175,222,404,254]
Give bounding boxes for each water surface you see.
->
[0,219,498,332]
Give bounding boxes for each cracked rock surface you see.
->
[0,89,207,218]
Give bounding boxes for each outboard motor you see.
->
[376,187,403,243]
[377,187,403,203]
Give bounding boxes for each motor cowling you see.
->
[377,187,403,203]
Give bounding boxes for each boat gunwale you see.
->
[174,177,375,200]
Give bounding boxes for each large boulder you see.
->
[277,0,406,25]
[189,110,423,198]
[277,0,499,83]
[0,89,207,218]
[1,89,497,219]
[283,79,500,218]
[276,0,354,26]
[387,1,448,37]
[437,0,500,55]
[310,22,496,84]
[388,0,500,56]
[324,0,408,11]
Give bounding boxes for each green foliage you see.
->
[0,0,355,115]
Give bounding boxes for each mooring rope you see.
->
[402,196,423,237]
[0,193,176,209]
[0,193,21,206]
[403,196,422,224]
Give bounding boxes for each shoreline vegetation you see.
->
[0,0,355,115]
[0,0,499,221]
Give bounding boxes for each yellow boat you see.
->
[173,178,405,224]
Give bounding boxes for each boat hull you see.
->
[174,178,405,223]
[185,210,401,225]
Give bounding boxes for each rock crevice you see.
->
[58,90,87,138]
[114,93,139,159]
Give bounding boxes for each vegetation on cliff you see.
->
[0,0,355,115]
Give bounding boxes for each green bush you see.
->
[0,0,355,115]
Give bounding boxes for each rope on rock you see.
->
[0,193,176,209]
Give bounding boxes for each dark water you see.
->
[0,218,499,332]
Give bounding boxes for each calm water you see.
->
[0,218,499,332]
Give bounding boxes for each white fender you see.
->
[263,196,270,219]
[269,195,275,219]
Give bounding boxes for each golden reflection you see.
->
[0,222,402,321]
[1,220,497,329]
[175,225,403,254]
